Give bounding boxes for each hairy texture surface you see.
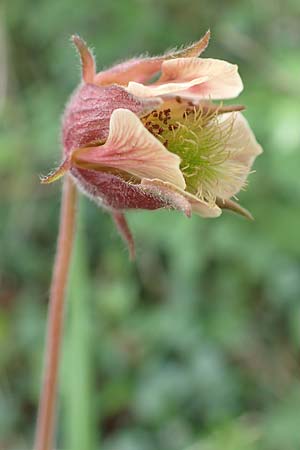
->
[62,84,159,155]
[71,168,188,213]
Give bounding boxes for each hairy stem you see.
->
[34,176,77,450]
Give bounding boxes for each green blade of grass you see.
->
[62,199,97,450]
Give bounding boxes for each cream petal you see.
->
[184,191,222,217]
[212,112,263,199]
[163,58,244,99]
[72,108,186,189]
[127,57,243,100]
[141,179,222,218]
[127,75,209,98]
[94,31,211,86]
[223,112,263,166]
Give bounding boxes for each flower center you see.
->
[142,101,238,203]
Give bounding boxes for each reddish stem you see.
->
[34,176,77,450]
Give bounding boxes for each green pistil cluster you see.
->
[143,103,235,202]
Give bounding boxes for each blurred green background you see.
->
[1,0,300,449]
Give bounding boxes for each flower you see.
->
[42,32,262,258]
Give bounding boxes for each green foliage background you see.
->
[1,0,300,449]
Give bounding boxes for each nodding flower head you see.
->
[42,31,262,258]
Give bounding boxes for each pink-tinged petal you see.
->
[212,112,263,199]
[72,108,186,189]
[162,58,244,99]
[127,57,243,100]
[94,58,164,86]
[72,35,96,83]
[141,179,221,218]
[63,83,161,155]
[94,31,211,86]
[112,211,135,260]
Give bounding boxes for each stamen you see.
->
[142,103,246,202]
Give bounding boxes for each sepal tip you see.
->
[216,197,254,221]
